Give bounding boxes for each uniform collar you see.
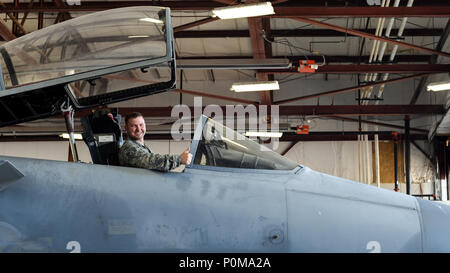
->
[128,138,146,147]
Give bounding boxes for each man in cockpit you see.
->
[118,112,192,172]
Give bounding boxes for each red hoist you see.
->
[296,124,309,134]
[298,60,318,73]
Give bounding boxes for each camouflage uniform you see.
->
[118,139,181,172]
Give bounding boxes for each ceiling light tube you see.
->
[427,80,450,92]
[212,2,275,20]
[245,131,283,138]
[231,81,279,92]
[60,133,83,140]
[139,18,164,24]
[128,35,149,39]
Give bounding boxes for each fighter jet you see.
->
[0,6,450,253]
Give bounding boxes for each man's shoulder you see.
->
[119,140,139,152]
[119,140,149,153]
[121,139,136,147]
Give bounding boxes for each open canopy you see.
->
[0,6,176,128]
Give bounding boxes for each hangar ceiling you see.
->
[0,0,449,142]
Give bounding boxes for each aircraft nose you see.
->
[416,198,450,252]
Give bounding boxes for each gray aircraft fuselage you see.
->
[1,6,449,253]
[0,154,449,253]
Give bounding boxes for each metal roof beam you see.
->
[274,0,448,6]
[0,0,27,35]
[0,1,223,11]
[211,0,236,4]
[172,89,259,105]
[0,19,16,41]
[273,105,445,116]
[248,6,273,106]
[292,17,450,58]
[178,55,433,63]
[273,6,450,17]
[325,115,428,133]
[71,104,444,118]
[2,3,450,16]
[275,73,431,104]
[174,28,444,38]
[173,17,219,33]
[279,133,427,142]
[410,19,450,105]
[54,0,72,21]
[263,64,450,74]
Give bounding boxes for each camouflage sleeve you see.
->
[119,143,181,172]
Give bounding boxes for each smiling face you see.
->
[125,115,146,143]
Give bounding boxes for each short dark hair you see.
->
[125,112,143,125]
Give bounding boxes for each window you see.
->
[193,117,298,171]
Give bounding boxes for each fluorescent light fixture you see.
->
[231,81,279,92]
[60,133,83,140]
[212,2,275,19]
[139,17,164,24]
[427,80,450,92]
[245,131,283,138]
[128,35,149,39]
[65,69,75,76]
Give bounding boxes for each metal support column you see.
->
[393,132,399,192]
[446,140,449,201]
[405,117,411,194]
[434,137,448,200]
